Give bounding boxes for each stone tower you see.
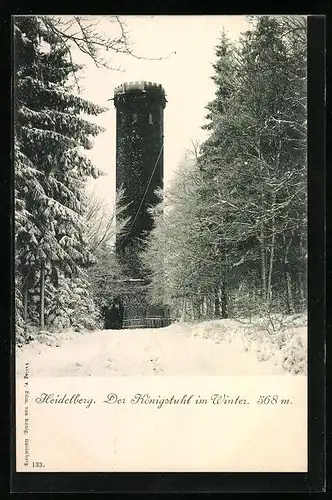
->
[114,81,167,278]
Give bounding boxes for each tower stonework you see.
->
[114,81,167,278]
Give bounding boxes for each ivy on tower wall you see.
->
[114,82,166,278]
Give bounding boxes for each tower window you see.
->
[149,113,153,125]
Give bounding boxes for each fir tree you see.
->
[202,29,237,131]
[14,16,107,339]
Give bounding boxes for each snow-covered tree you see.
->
[14,16,108,340]
[141,16,307,321]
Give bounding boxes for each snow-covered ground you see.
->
[16,315,307,377]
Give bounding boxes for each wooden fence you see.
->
[122,317,173,329]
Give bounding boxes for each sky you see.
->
[71,15,250,208]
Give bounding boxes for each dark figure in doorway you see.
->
[104,296,124,330]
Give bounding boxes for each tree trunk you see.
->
[40,261,45,330]
[284,264,294,314]
[193,295,201,321]
[199,296,204,318]
[258,137,267,301]
[180,296,187,322]
[267,219,276,307]
[221,281,228,319]
[214,286,220,318]
[207,295,213,318]
[23,278,28,323]
[201,296,206,318]
[297,271,306,309]
[283,235,294,315]
[259,229,267,300]
[303,252,308,305]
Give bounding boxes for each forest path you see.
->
[16,322,285,377]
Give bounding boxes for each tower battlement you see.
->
[114,81,166,109]
[114,80,166,96]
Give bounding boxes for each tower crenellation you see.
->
[114,80,166,96]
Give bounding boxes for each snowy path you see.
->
[16,323,285,377]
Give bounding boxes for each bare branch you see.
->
[83,187,130,252]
